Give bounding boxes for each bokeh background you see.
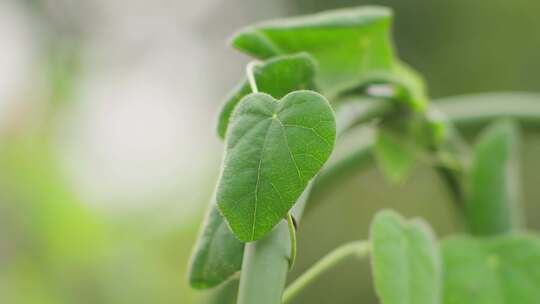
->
[1,0,540,303]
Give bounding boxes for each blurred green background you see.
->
[1,0,540,303]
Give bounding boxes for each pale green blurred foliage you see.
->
[0,1,202,303]
[1,1,540,304]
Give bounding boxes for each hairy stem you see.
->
[282,241,371,303]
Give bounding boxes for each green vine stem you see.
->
[436,93,540,127]
[237,184,313,304]
[246,61,261,93]
[286,213,297,271]
[282,241,371,303]
[236,93,540,304]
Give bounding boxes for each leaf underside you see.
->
[370,210,441,304]
[188,200,244,289]
[442,234,540,304]
[217,91,336,242]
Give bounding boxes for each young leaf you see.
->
[374,128,416,183]
[188,200,244,289]
[342,61,429,111]
[466,120,522,235]
[374,113,432,183]
[217,53,317,139]
[442,234,540,304]
[230,6,394,97]
[217,91,336,242]
[370,210,441,304]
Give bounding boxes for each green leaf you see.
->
[217,91,336,242]
[374,127,416,183]
[466,120,522,236]
[188,199,244,289]
[442,234,540,304]
[342,61,429,111]
[230,6,394,97]
[370,210,441,304]
[374,111,433,182]
[392,62,429,110]
[217,53,317,139]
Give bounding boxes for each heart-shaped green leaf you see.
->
[188,198,244,289]
[230,6,394,97]
[217,91,336,242]
[192,54,318,285]
[370,210,441,304]
[217,53,317,139]
[466,120,522,235]
[442,234,540,304]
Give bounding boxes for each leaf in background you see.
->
[230,6,394,97]
[341,61,428,111]
[374,112,432,182]
[217,91,336,242]
[442,234,540,304]
[466,120,522,235]
[217,53,317,139]
[374,128,416,183]
[188,198,244,289]
[370,210,441,304]
[392,62,428,110]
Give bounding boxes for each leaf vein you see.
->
[251,119,275,240]
[276,118,304,183]
[282,123,331,146]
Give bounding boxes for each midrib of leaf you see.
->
[252,117,274,240]
[249,109,311,240]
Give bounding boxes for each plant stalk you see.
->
[286,213,297,271]
[282,241,371,303]
[237,184,313,304]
